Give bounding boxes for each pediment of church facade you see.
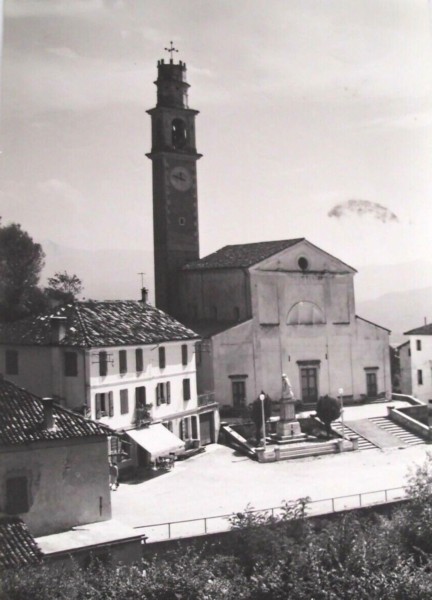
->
[251,239,356,275]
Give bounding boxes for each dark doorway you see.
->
[366,371,378,397]
[300,367,318,404]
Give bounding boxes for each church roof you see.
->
[0,516,43,569]
[0,301,199,348]
[404,323,432,335]
[183,238,305,270]
[0,379,111,447]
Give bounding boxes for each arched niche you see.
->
[287,301,325,325]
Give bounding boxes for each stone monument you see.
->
[276,374,306,444]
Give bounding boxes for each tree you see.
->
[45,271,83,303]
[316,395,341,437]
[250,392,272,445]
[0,222,45,321]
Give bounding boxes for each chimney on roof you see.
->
[50,316,67,344]
[140,287,149,304]
[42,398,56,431]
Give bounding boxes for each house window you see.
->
[119,350,127,374]
[181,344,188,366]
[164,421,173,432]
[64,352,78,377]
[232,380,246,408]
[135,386,146,408]
[418,370,423,385]
[183,378,191,401]
[408,347,411,357]
[5,350,18,375]
[6,477,29,514]
[159,347,166,369]
[120,389,129,414]
[95,392,113,418]
[416,340,422,351]
[135,348,144,372]
[156,382,170,405]
[99,352,108,377]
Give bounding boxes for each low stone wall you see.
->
[398,404,428,425]
[256,438,354,463]
[388,406,432,442]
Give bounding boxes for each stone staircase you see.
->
[368,417,426,447]
[331,421,378,451]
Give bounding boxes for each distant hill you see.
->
[354,260,432,302]
[357,287,432,345]
[41,240,154,302]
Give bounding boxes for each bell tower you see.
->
[147,44,201,316]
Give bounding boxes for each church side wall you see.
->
[211,321,255,406]
[179,269,250,321]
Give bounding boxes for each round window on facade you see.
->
[298,256,309,271]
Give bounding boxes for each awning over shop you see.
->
[127,424,185,460]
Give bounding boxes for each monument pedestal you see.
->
[275,395,306,445]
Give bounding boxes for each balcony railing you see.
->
[198,392,216,407]
[135,407,152,427]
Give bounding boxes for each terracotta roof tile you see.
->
[0,379,111,447]
[183,239,304,270]
[404,323,432,335]
[0,301,199,348]
[0,517,43,569]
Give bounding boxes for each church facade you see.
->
[148,55,391,408]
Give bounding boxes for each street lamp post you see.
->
[338,387,344,450]
[259,391,266,450]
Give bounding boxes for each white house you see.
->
[0,297,219,472]
[401,324,432,402]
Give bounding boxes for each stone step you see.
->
[368,417,425,446]
[331,421,377,451]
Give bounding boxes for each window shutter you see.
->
[120,389,129,414]
[119,350,127,374]
[159,347,166,369]
[156,385,161,406]
[6,477,29,514]
[181,344,188,366]
[109,435,119,455]
[108,392,114,417]
[167,382,171,404]
[99,352,108,377]
[95,395,101,419]
[183,378,190,401]
[136,348,143,372]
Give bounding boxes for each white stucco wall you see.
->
[399,342,412,395]
[90,340,199,430]
[0,345,87,408]
[407,335,432,402]
[0,438,111,537]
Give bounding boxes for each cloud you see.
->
[328,199,399,223]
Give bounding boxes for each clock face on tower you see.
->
[169,166,192,192]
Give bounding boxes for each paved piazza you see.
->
[111,401,431,539]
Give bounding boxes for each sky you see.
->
[1,0,432,299]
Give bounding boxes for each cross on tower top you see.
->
[164,41,179,60]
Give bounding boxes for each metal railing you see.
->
[134,485,406,543]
